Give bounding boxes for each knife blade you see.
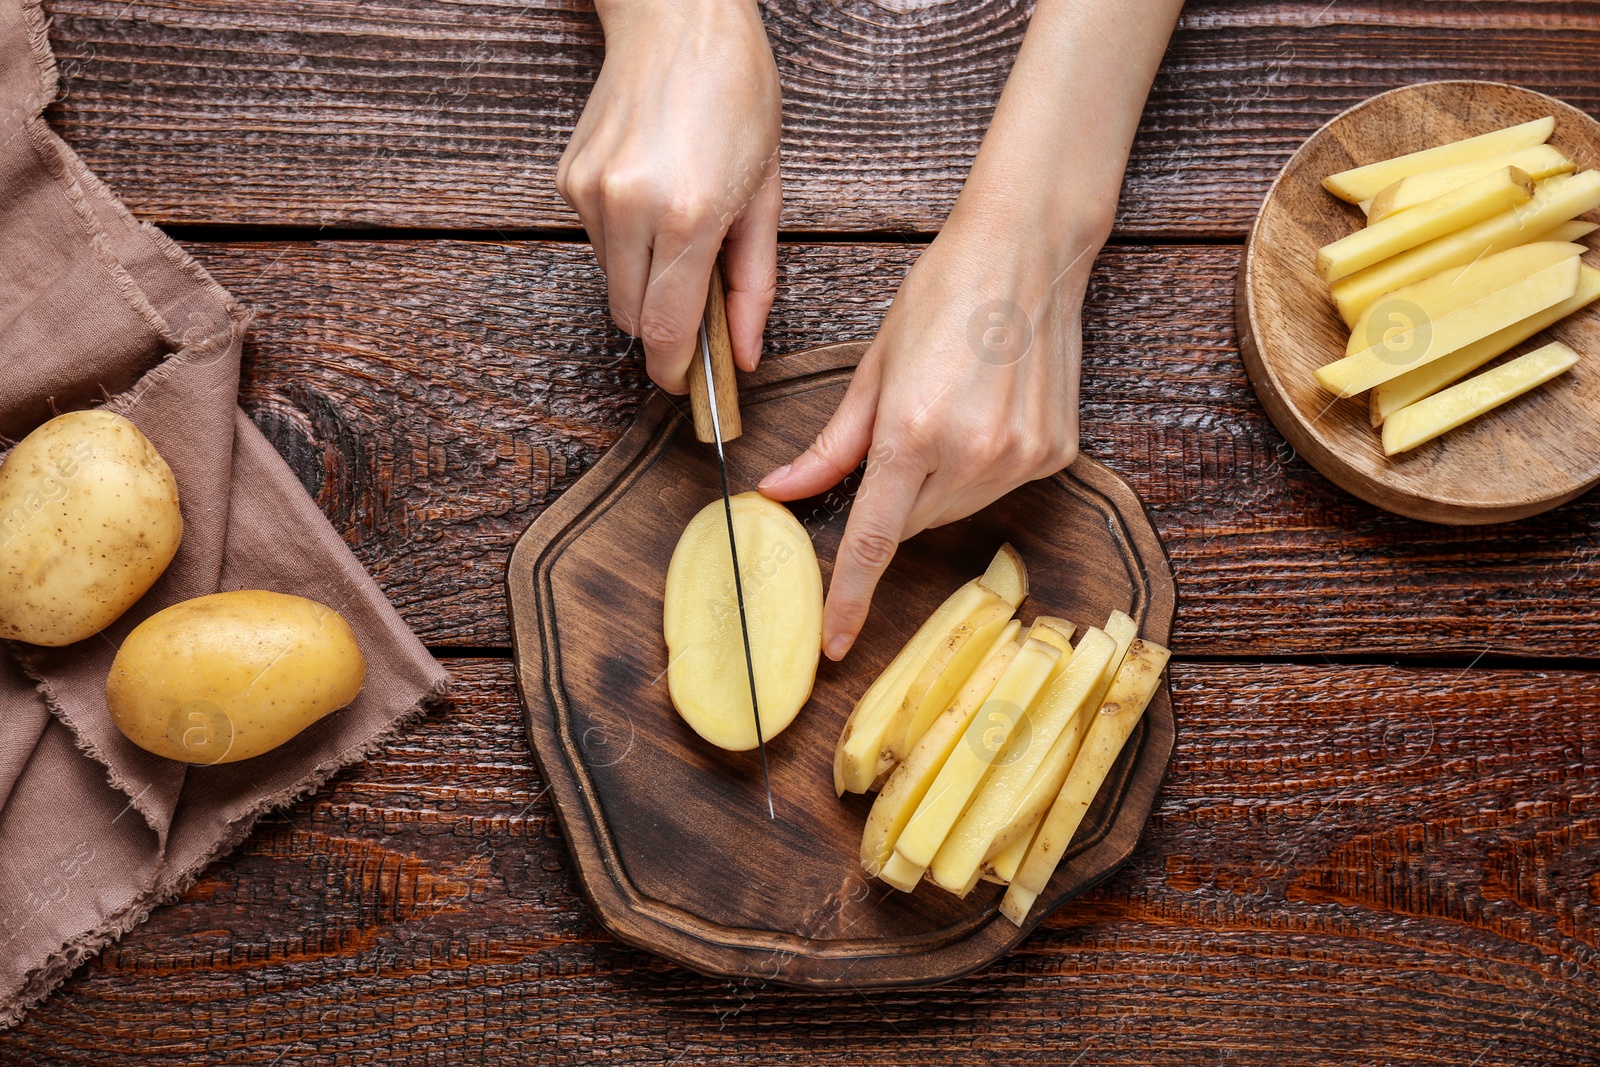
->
[687,261,774,819]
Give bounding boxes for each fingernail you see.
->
[826,633,854,661]
[758,464,791,491]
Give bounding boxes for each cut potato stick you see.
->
[979,543,1028,608]
[1330,170,1600,326]
[1317,166,1535,283]
[985,817,1038,885]
[927,627,1119,896]
[1322,117,1554,203]
[877,850,926,893]
[1345,241,1585,357]
[1372,264,1600,425]
[983,610,1139,862]
[1000,640,1171,926]
[1367,143,1574,222]
[1315,254,1580,397]
[833,578,1008,794]
[1026,617,1077,660]
[1543,220,1599,244]
[892,637,1063,875]
[859,622,1021,877]
[885,599,1016,761]
[1381,341,1580,455]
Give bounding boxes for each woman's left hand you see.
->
[757,212,1104,661]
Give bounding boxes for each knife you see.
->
[687,260,775,819]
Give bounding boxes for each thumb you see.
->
[758,354,881,501]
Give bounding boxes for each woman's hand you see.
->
[556,0,781,392]
[758,212,1104,660]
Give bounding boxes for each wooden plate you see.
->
[1238,80,1600,524]
[507,342,1176,989]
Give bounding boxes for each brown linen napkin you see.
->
[0,0,451,1026]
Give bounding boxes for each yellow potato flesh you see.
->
[1382,342,1579,455]
[928,626,1118,896]
[1372,264,1600,424]
[664,493,821,752]
[978,542,1028,607]
[1001,639,1170,926]
[106,590,366,764]
[0,410,182,646]
[1345,241,1586,356]
[1321,117,1553,203]
[1316,253,1580,397]
[834,569,1011,794]
[985,817,1037,885]
[1367,144,1574,222]
[892,637,1062,873]
[1330,171,1600,327]
[886,599,1016,761]
[1317,166,1535,283]
[984,610,1138,861]
[859,623,1020,878]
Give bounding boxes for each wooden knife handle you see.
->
[688,259,742,443]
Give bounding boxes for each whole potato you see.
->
[0,410,183,646]
[106,590,367,764]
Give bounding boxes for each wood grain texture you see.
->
[186,238,1600,657]
[34,0,1600,235]
[507,342,1176,986]
[2,658,1595,1064]
[1240,81,1600,524]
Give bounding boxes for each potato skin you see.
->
[106,591,366,764]
[0,410,183,646]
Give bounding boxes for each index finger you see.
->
[823,442,925,661]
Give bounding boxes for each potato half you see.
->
[664,492,822,752]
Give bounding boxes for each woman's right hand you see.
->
[557,0,782,393]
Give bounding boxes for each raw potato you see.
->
[833,545,1023,794]
[1382,342,1579,454]
[1366,144,1574,222]
[1329,170,1600,326]
[884,598,1016,761]
[859,622,1021,878]
[0,410,182,647]
[1319,166,1535,282]
[1000,639,1171,926]
[979,543,1028,607]
[982,610,1139,862]
[891,636,1062,874]
[1321,117,1554,203]
[928,626,1118,896]
[1371,264,1600,424]
[106,591,366,764]
[1315,252,1580,396]
[664,492,822,752]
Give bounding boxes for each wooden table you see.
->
[5,2,1598,1063]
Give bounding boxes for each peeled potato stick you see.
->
[927,627,1118,896]
[1344,241,1585,357]
[833,578,1007,795]
[1317,166,1535,283]
[892,638,1062,876]
[1322,117,1554,203]
[985,817,1038,885]
[1315,254,1580,397]
[1372,264,1600,425]
[1000,640,1171,926]
[1381,342,1580,455]
[1329,170,1600,327]
[1366,143,1574,222]
[982,611,1139,863]
[859,623,1020,878]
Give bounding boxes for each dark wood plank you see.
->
[38,0,1600,236]
[2,658,1595,1064]
[187,238,1600,657]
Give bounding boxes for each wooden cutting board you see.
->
[508,342,1176,988]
